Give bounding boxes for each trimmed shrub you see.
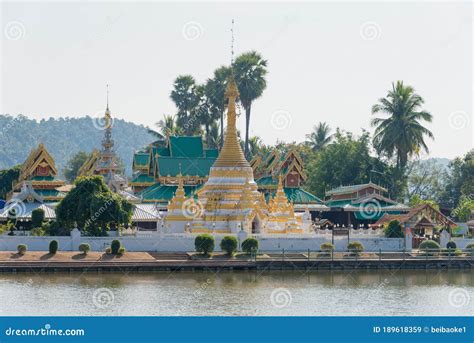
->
[111,240,121,255]
[195,234,215,256]
[220,236,238,256]
[79,243,91,255]
[31,208,45,228]
[347,241,364,255]
[419,240,440,255]
[241,237,259,254]
[118,247,126,255]
[465,243,474,250]
[441,248,463,257]
[49,240,58,254]
[17,244,27,255]
[384,220,404,238]
[320,242,335,252]
[446,241,457,249]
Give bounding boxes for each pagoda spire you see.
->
[213,76,249,168]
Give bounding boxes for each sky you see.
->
[1,1,472,159]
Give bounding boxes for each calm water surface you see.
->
[0,270,472,316]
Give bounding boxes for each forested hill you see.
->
[0,114,156,176]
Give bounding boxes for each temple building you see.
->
[78,103,128,193]
[130,136,218,205]
[9,143,65,202]
[251,149,328,213]
[324,182,410,227]
[163,76,311,235]
[0,144,64,227]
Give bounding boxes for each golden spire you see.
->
[213,76,249,168]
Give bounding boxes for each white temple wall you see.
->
[0,233,406,252]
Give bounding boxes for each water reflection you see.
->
[0,270,472,316]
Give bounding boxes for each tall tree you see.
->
[63,151,90,183]
[439,150,474,209]
[170,75,201,135]
[0,165,20,199]
[195,84,220,148]
[233,51,268,158]
[305,122,333,152]
[149,115,182,140]
[56,176,133,236]
[207,122,220,149]
[205,66,231,148]
[371,81,434,169]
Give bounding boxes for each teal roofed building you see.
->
[251,148,328,213]
[324,182,410,227]
[130,136,218,203]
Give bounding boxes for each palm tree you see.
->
[371,81,434,169]
[305,122,333,152]
[233,51,268,158]
[170,75,201,135]
[207,122,220,149]
[195,84,220,148]
[205,66,231,149]
[248,136,264,158]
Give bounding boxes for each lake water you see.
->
[0,270,472,316]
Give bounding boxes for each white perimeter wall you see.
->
[0,233,409,252]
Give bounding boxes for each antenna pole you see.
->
[231,19,235,65]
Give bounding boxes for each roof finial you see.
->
[106,84,109,111]
[231,19,235,66]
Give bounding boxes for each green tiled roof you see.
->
[265,187,323,204]
[204,149,219,158]
[133,153,150,167]
[257,176,275,186]
[30,176,55,181]
[130,174,155,184]
[152,146,170,157]
[169,136,204,158]
[139,183,202,202]
[157,157,215,177]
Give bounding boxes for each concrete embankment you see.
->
[0,256,471,272]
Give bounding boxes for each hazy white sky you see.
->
[1,1,472,159]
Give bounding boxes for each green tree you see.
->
[31,208,45,228]
[220,236,238,256]
[306,130,402,199]
[55,176,133,236]
[63,151,90,183]
[384,220,404,238]
[149,115,182,140]
[371,81,434,169]
[170,75,202,135]
[206,66,232,148]
[206,122,221,149]
[0,165,20,199]
[451,196,474,222]
[49,240,58,254]
[241,237,259,254]
[195,234,215,256]
[305,122,333,152]
[439,150,473,209]
[406,158,446,202]
[233,51,268,158]
[409,194,440,211]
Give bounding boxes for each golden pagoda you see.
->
[163,76,310,235]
